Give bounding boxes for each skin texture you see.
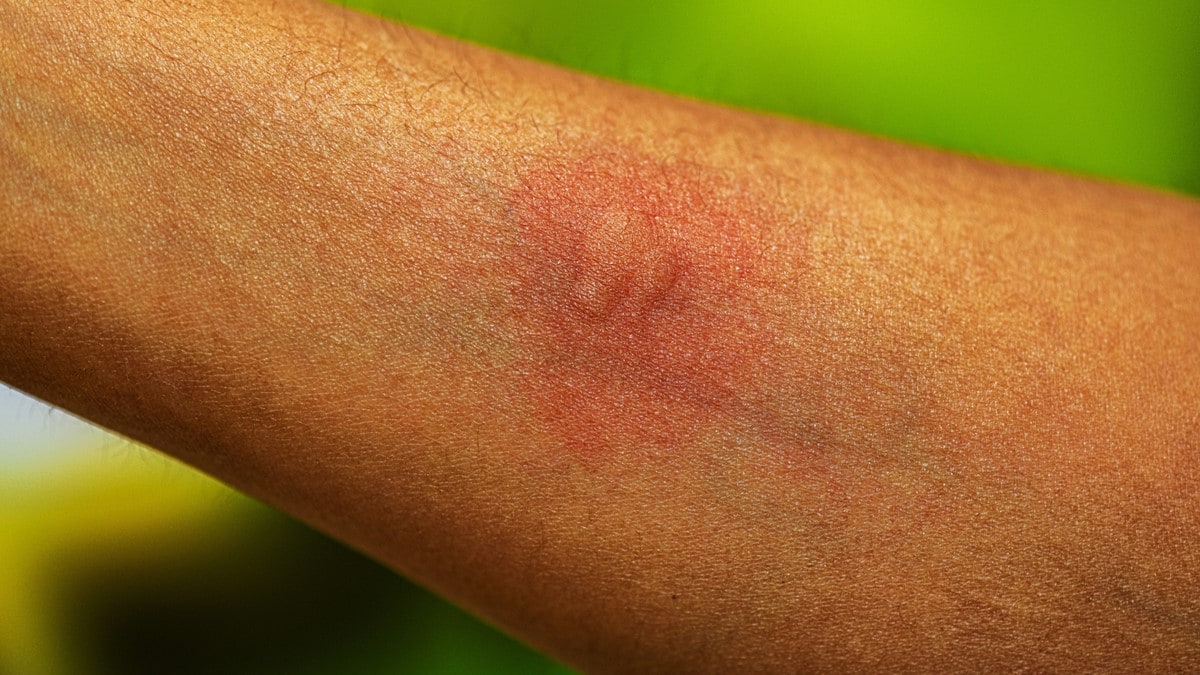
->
[506,150,788,457]
[1,0,1199,672]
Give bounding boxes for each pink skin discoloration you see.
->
[506,151,786,456]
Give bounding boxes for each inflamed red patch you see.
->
[505,149,798,458]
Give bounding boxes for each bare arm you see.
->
[2,0,1199,671]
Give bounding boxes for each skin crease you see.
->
[1,0,1199,673]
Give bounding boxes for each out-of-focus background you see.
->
[3,1,1198,673]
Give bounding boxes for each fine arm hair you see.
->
[1,0,1198,672]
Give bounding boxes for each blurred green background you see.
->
[2,1,1198,674]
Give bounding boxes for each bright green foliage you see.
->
[352,0,1200,196]
[3,3,1196,675]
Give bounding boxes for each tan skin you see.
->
[2,0,1199,671]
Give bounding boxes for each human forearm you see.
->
[3,0,1200,671]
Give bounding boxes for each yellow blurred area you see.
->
[3,0,1198,672]
[1,439,245,675]
[0,400,571,674]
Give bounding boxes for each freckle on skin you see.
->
[505,149,796,457]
